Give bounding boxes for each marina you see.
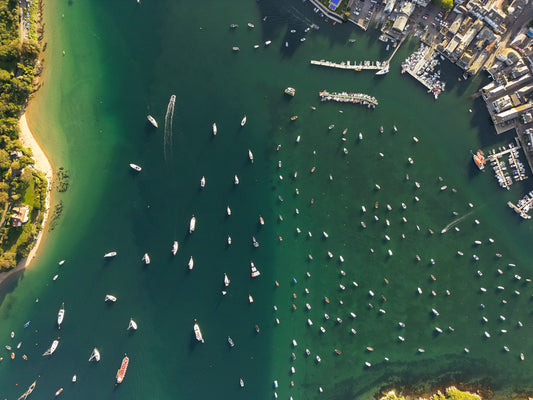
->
[482,140,528,190]
[401,44,446,99]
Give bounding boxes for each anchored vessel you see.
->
[89,347,100,362]
[129,163,142,172]
[189,216,196,233]
[147,115,158,128]
[116,355,129,384]
[194,322,204,343]
[171,241,178,255]
[472,149,486,170]
[43,339,59,356]
[57,303,65,328]
[284,87,296,96]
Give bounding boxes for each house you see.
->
[12,205,30,227]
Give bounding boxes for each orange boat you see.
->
[116,355,129,384]
[472,150,486,170]
[290,115,298,121]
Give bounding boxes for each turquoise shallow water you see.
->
[1,0,533,399]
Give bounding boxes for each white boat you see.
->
[171,241,178,256]
[265,40,272,46]
[42,339,59,356]
[248,149,254,163]
[212,123,217,136]
[248,294,254,303]
[224,273,230,287]
[200,176,206,188]
[88,347,100,362]
[250,261,261,278]
[72,375,77,382]
[129,163,142,172]
[227,235,232,245]
[147,115,158,128]
[53,274,59,281]
[234,174,239,185]
[142,253,150,264]
[240,378,245,387]
[58,260,65,265]
[104,251,117,258]
[127,318,138,331]
[189,216,196,233]
[226,206,231,216]
[194,322,204,343]
[57,302,65,328]
[105,294,117,303]
[188,256,194,270]
[241,115,247,126]
[247,22,254,28]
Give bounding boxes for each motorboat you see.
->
[58,260,65,265]
[188,256,194,270]
[248,149,254,163]
[240,378,245,388]
[230,24,238,28]
[189,215,196,233]
[53,274,59,281]
[224,273,230,287]
[129,163,142,172]
[232,46,240,51]
[147,115,158,128]
[194,322,204,343]
[212,123,217,136]
[259,215,264,225]
[252,236,259,248]
[116,355,129,384]
[57,302,65,328]
[104,251,117,258]
[171,241,178,256]
[127,318,138,331]
[264,40,271,46]
[105,295,117,303]
[72,375,77,382]
[380,126,383,133]
[227,236,232,245]
[248,294,254,303]
[247,22,254,28]
[284,87,295,97]
[234,174,239,185]
[226,206,231,216]
[55,388,63,397]
[393,125,398,132]
[228,337,235,347]
[43,339,59,356]
[88,347,100,362]
[142,253,150,264]
[200,176,206,188]
[241,115,247,126]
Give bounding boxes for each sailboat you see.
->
[188,256,194,270]
[142,253,150,264]
[212,123,217,136]
[224,273,230,287]
[127,318,138,331]
[42,339,59,356]
[57,302,65,329]
[88,347,101,362]
[171,241,178,255]
[189,215,196,233]
[241,115,247,126]
[200,176,206,188]
[16,380,36,400]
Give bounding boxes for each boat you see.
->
[189,215,196,233]
[248,149,254,163]
[284,87,296,97]
[230,24,238,28]
[188,256,194,270]
[328,124,334,130]
[264,40,271,46]
[234,174,239,185]
[247,22,254,28]
[212,123,217,136]
[228,337,235,347]
[104,251,117,258]
[393,125,397,132]
[142,253,150,264]
[72,375,77,382]
[57,302,65,328]
[227,236,232,245]
[42,339,59,356]
[255,325,260,333]
[232,47,240,52]
[226,205,231,216]
[250,261,261,277]
[55,388,63,397]
[290,115,298,121]
[171,241,178,256]
[248,294,254,303]
[194,322,204,343]
[200,176,206,188]
[259,215,264,225]
[241,115,247,126]
[53,274,58,281]
[252,236,259,248]
[116,355,129,384]
[240,378,244,387]
[18,381,37,400]
[380,126,384,133]
[105,294,117,302]
[58,260,65,265]
[127,318,138,331]
[88,347,100,362]
[472,149,486,170]
[129,163,141,172]
[224,273,230,287]
[147,115,158,128]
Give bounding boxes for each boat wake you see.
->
[441,211,473,234]
[164,94,176,159]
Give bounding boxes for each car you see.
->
[437,11,444,18]
[422,14,429,20]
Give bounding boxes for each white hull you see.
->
[129,163,142,172]
[194,323,204,343]
[224,273,230,287]
[128,319,138,331]
[241,115,247,126]
[171,241,178,255]
[57,303,65,327]
[105,295,117,302]
[89,347,100,362]
[212,123,217,135]
[147,115,158,128]
[188,256,194,270]
[43,340,59,356]
[142,253,150,264]
[189,216,196,233]
[104,252,117,258]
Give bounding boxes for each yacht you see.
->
[247,22,254,28]
[250,261,261,277]
[89,347,100,362]
[234,174,239,185]
[147,115,158,128]
[116,355,129,384]
[171,241,178,256]
[264,40,272,46]
[200,176,206,188]
[226,206,231,216]
[129,163,142,172]
[142,253,150,264]
[240,378,245,387]
[58,260,65,265]
[241,115,247,126]
[72,375,77,382]
[228,337,235,347]
[189,215,196,233]
[57,302,65,328]
[212,123,217,136]
[42,339,59,356]
[188,256,194,270]
[194,322,204,343]
[248,149,254,163]
[104,251,117,258]
[224,273,230,287]
[55,388,63,397]
[128,318,138,331]
[248,294,254,303]
[105,294,117,303]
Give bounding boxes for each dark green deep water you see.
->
[1,0,533,399]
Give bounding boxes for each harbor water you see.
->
[1,0,533,399]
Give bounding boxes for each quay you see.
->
[310,59,389,72]
[319,90,378,107]
[401,44,445,99]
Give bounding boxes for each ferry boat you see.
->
[472,149,486,170]
[129,163,142,172]
[105,294,117,303]
[241,115,247,126]
[189,215,196,233]
[57,302,65,328]
[212,123,217,136]
[116,355,129,384]
[43,339,59,356]
[147,115,158,128]
[224,273,230,287]
[171,241,178,255]
[284,87,296,97]
[194,322,204,343]
[104,251,117,258]
[89,347,101,362]
[142,253,150,264]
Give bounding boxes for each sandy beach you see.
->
[0,113,53,286]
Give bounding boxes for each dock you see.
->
[485,139,527,190]
[319,90,378,107]
[401,44,445,99]
[508,191,533,219]
[310,59,389,72]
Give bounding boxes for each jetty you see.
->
[508,191,533,219]
[319,90,378,108]
[485,140,527,190]
[311,59,389,73]
[401,44,445,99]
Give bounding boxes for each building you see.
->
[392,1,415,32]
[12,205,30,227]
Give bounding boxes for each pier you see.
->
[508,190,533,219]
[485,139,527,190]
[319,90,378,107]
[401,44,445,99]
[310,59,389,72]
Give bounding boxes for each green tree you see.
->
[0,148,9,170]
[0,252,16,271]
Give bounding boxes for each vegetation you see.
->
[432,0,453,11]
[379,387,481,400]
[0,0,46,271]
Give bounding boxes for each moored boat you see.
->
[188,256,194,270]
[241,115,247,126]
[200,176,206,188]
[284,87,296,97]
[129,163,142,172]
[43,339,59,356]
[104,251,117,258]
[55,388,63,397]
[247,22,254,28]
[147,115,158,128]
[228,336,235,347]
[105,294,117,303]
[234,174,239,185]
[171,241,178,255]
[224,273,230,287]
[88,347,101,362]
[116,355,129,384]
[189,215,196,233]
[57,302,65,328]
[127,318,138,331]
[212,123,217,136]
[250,261,261,277]
[240,378,245,387]
[194,322,204,343]
[248,149,254,163]
[72,375,77,382]
[142,253,150,264]
[473,149,486,170]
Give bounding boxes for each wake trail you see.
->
[441,211,474,234]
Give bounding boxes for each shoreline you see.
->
[0,113,53,287]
